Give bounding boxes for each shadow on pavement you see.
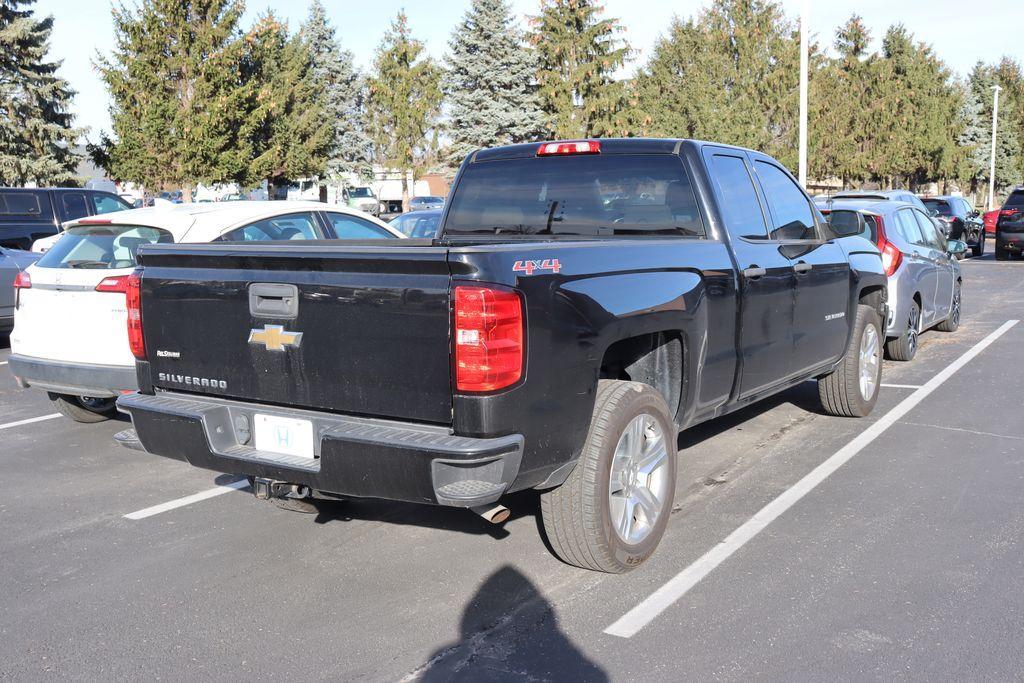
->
[417,565,607,682]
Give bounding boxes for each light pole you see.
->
[988,85,1002,211]
[798,0,809,188]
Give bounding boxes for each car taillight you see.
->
[125,270,145,359]
[874,215,903,277]
[453,285,523,392]
[95,275,130,293]
[537,140,601,156]
[13,271,31,289]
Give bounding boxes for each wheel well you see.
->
[599,331,684,421]
[913,291,922,307]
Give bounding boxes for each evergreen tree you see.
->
[364,12,442,212]
[0,0,84,186]
[238,13,332,193]
[301,0,371,183]
[954,76,990,195]
[992,57,1024,187]
[967,62,1022,200]
[96,0,250,198]
[530,0,631,139]
[444,0,544,165]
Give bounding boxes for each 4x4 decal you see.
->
[513,259,562,276]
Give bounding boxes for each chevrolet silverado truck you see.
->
[116,139,887,573]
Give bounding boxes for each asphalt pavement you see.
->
[1,253,1021,681]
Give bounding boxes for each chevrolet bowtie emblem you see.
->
[248,324,303,351]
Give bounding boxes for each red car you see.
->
[984,209,999,235]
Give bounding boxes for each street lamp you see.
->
[988,85,1002,211]
[798,0,809,188]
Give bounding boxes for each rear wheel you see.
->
[541,380,677,573]
[972,231,984,257]
[48,393,117,423]
[995,242,1009,261]
[884,301,919,361]
[936,281,961,332]
[818,304,883,417]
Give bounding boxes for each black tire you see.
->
[540,380,677,573]
[936,280,961,332]
[995,242,1009,261]
[818,304,883,418]
[48,392,117,423]
[884,301,919,362]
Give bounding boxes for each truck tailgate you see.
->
[137,243,453,424]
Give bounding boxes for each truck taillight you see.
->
[537,140,601,156]
[453,285,523,392]
[95,275,130,293]
[873,215,902,277]
[125,270,145,359]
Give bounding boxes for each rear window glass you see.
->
[391,212,441,238]
[0,192,44,216]
[922,199,952,216]
[1005,191,1024,209]
[444,155,704,237]
[36,224,173,270]
[824,210,876,243]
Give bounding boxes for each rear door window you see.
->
[443,154,705,237]
[709,154,768,239]
[324,212,394,239]
[0,191,45,216]
[914,210,946,250]
[60,193,89,220]
[753,161,817,239]
[35,224,173,269]
[217,212,322,242]
[894,209,925,245]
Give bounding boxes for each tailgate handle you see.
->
[249,283,299,319]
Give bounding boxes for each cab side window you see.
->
[709,154,769,239]
[61,193,89,221]
[324,212,394,239]
[218,212,321,242]
[92,193,130,215]
[753,161,817,240]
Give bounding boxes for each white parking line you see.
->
[0,361,7,366]
[0,413,61,431]
[124,479,250,520]
[880,383,922,389]
[605,319,1019,639]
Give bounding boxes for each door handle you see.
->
[742,266,766,279]
[793,262,813,274]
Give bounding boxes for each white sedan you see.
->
[9,201,403,422]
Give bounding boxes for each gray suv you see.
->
[818,198,965,361]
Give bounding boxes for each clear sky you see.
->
[33,0,1024,143]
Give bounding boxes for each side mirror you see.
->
[928,209,939,217]
[947,239,968,255]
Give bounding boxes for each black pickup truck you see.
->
[117,139,887,572]
[0,187,132,250]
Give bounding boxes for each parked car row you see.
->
[0,187,133,251]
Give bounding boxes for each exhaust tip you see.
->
[472,503,511,524]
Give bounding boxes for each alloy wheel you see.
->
[608,414,671,545]
[859,324,880,401]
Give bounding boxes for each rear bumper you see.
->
[8,354,137,397]
[997,230,1024,249]
[116,391,524,508]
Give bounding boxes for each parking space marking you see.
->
[880,383,922,389]
[124,479,250,520]
[0,413,61,431]
[0,361,7,365]
[605,319,1019,639]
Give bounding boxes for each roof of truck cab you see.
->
[469,138,756,163]
[67,201,396,242]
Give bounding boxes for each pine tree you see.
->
[954,75,990,195]
[238,13,332,193]
[364,12,442,212]
[0,0,84,186]
[530,0,631,139]
[96,0,251,198]
[444,0,544,165]
[967,62,1023,200]
[301,0,371,183]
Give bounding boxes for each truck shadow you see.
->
[415,565,607,682]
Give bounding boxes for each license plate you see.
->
[253,414,315,459]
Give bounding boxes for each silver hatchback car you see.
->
[817,198,965,361]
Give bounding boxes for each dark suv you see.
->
[995,188,1024,260]
[0,188,132,250]
[921,196,985,257]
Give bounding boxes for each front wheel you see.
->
[818,304,883,417]
[48,393,118,423]
[541,380,677,573]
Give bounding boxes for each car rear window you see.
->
[391,212,441,238]
[922,199,952,216]
[443,154,705,237]
[0,191,44,216]
[36,224,173,270]
[1004,191,1024,209]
